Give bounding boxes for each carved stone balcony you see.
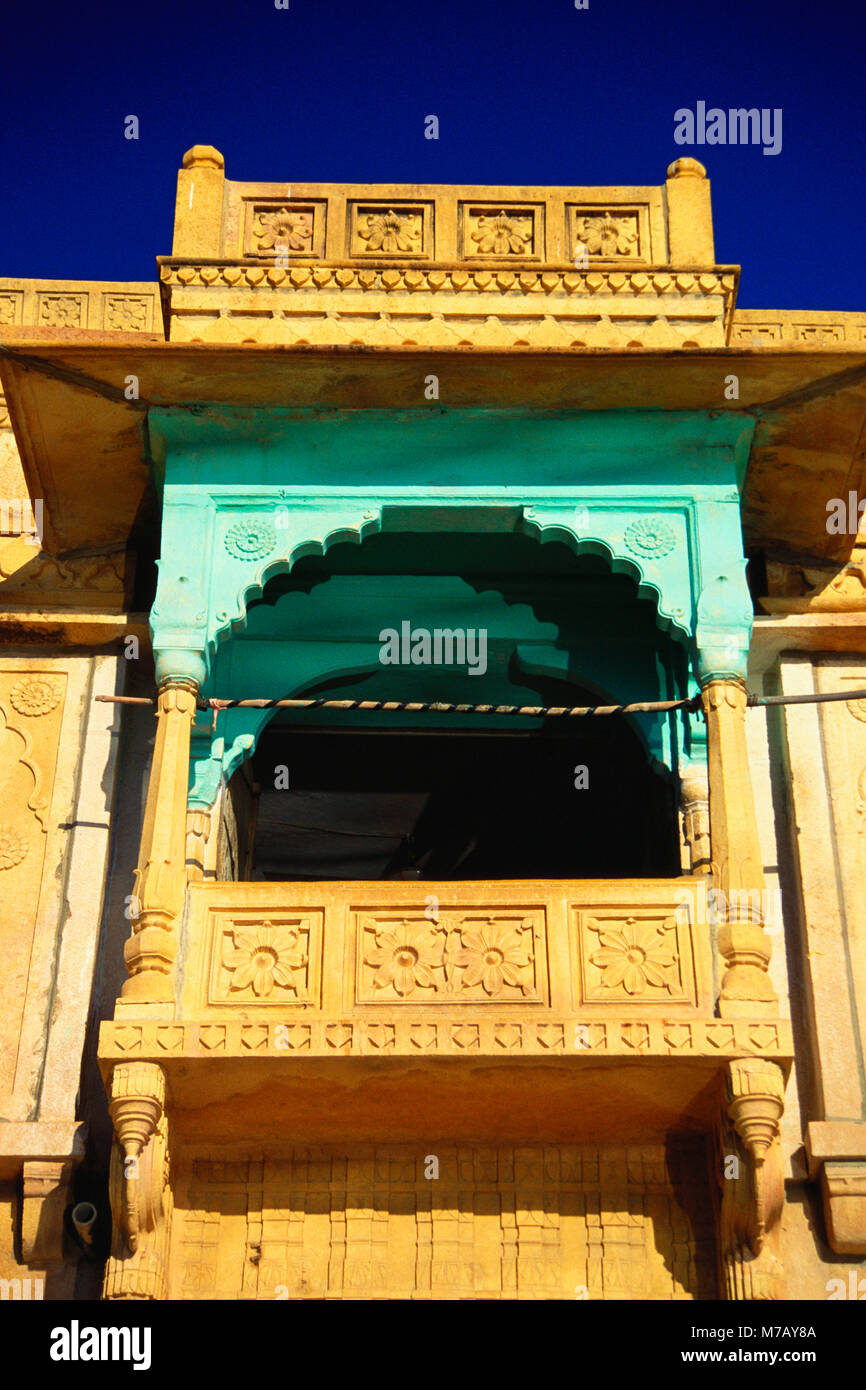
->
[98,876,794,1300]
[99,876,792,1142]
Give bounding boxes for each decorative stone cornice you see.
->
[160,258,739,349]
[158,260,736,298]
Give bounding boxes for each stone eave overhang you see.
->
[1,334,865,559]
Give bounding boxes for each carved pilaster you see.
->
[718,1058,786,1299]
[680,770,711,873]
[122,679,198,1004]
[703,679,778,1017]
[103,1062,171,1300]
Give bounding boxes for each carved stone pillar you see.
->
[680,769,711,873]
[103,1062,171,1300]
[718,1058,786,1299]
[121,679,198,1008]
[702,679,777,1017]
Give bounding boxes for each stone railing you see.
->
[100,876,793,1064]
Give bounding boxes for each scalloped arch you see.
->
[518,513,689,641]
[211,512,385,655]
[208,503,690,663]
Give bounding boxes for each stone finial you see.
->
[182,145,225,171]
[667,157,707,179]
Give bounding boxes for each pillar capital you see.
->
[155,676,201,711]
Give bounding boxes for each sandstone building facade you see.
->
[1,149,865,1300]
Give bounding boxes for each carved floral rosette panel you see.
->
[566,204,648,262]
[573,906,698,1009]
[354,908,548,1005]
[244,202,327,260]
[208,910,323,1008]
[169,1142,717,1300]
[0,667,67,1093]
[460,204,542,260]
[348,203,433,259]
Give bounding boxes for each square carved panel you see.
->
[460,204,542,260]
[102,294,152,332]
[354,907,549,1005]
[565,205,648,263]
[208,910,323,1007]
[244,202,326,259]
[348,203,433,258]
[0,293,23,326]
[572,906,697,1007]
[36,293,85,328]
[794,324,844,343]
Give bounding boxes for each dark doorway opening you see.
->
[246,722,680,881]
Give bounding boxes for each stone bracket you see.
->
[718,1058,786,1299]
[104,1061,171,1300]
[726,1058,785,1254]
[20,1157,79,1267]
[806,1121,866,1255]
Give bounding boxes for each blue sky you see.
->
[1,0,862,310]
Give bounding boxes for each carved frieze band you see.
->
[0,540,127,603]
[171,312,728,349]
[99,1016,793,1059]
[161,262,733,297]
